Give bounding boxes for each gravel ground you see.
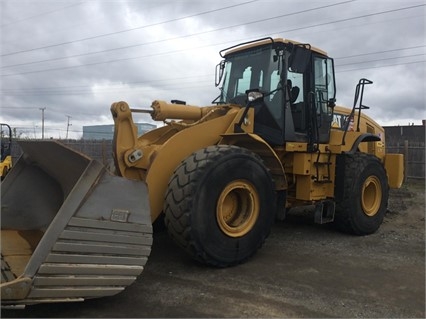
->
[2,180,425,318]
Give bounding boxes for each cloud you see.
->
[1,0,425,139]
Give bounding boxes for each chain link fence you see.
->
[10,137,425,180]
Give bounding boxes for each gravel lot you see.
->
[2,180,425,318]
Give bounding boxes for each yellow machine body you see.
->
[111,99,403,219]
[0,155,12,179]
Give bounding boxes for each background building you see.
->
[82,123,156,140]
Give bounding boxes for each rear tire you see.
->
[334,153,389,235]
[164,145,276,267]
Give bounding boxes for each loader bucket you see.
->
[1,140,152,308]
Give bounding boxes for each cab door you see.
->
[284,47,336,147]
[311,55,336,144]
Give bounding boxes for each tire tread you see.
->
[334,153,388,235]
[164,145,273,267]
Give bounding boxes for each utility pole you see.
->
[66,115,72,139]
[39,107,46,139]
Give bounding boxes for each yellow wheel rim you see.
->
[361,176,382,216]
[216,179,260,237]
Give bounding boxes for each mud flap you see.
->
[1,140,152,307]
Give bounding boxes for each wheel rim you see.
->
[361,175,382,216]
[216,179,260,237]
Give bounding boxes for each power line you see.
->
[1,0,355,69]
[2,41,424,93]
[0,106,38,109]
[0,74,214,93]
[0,0,260,57]
[274,3,425,36]
[1,3,422,77]
[2,57,424,97]
[335,53,426,67]
[334,45,426,60]
[1,44,424,95]
[0,81,214,97]
[336,60,426,73]
[5,6,422,70]
[0,2,85,28]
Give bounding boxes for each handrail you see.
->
[341,78,373,145]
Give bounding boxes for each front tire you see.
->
[164,145,276,267]
[1,167,8,181]
[334,153,389,235]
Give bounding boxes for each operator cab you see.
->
[216,38,336,150]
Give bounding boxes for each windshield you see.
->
[220,46,281,105]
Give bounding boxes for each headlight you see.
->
[247,91,264,102]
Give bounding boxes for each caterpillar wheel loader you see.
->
[111,37,403,265]
[1,37,404,307]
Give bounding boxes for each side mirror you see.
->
[215,60,226,87]
[288,44,311,73]
[328,98,336,108]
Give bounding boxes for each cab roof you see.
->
[223,37,328,58]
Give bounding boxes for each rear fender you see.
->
[384,153,404,188]
[347,133,381,155]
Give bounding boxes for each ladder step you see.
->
[314,162,332,166]
[314,179,332,184]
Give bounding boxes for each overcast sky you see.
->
[1,0,425,139]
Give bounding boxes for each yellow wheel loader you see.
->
[1,123,13,180]
[1,37,404,307]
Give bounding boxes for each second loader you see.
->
[0,123,13,180]
[1,37,404,307]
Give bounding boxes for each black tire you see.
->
[164,145,276,267]
[334,153,389,235]
[1,167,8,181]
